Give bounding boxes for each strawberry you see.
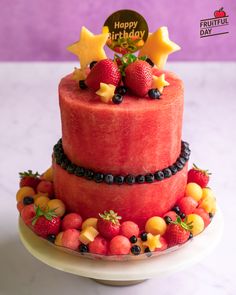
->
[187,164,211,188]
[165,216,192,247]
[97,210,121,240]
[85,59,121,91]
[19,170,40,190]
[124,60,152,96]
[32,206,61,238]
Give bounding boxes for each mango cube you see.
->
[79,226,99,245]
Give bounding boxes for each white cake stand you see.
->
[18,209,223,286]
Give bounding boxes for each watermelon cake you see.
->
[16,19,217,258]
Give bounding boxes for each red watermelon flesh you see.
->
[59,71,184,174]
[53,162,188,228]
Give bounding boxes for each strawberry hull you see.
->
[53,163,188,228]
[59,71,184,174]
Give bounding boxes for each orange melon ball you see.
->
[34,196,50,210]
[47,199,66,217]
[16,186,35,202]
[145,216,167,236]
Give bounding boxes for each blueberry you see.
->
[75,166,85,177]
[188,232,193,240]
[23,196,34,205]
[154,170,164,181]
[181,147,191,155]
[93,172,104,183]
[89,61,97,69]
[112,94,123,104]
[145,173,155,183]
[164,216,172,225]
[131,245,141,255]
[61,159,70,169]
[129,235,137,244]
[181,141,190,149]
[79,244,89,253]
[175,161,184,171]
[181,152,190,161]
[84,169,94,180]
[172,206,181,215]
[125,174,135,185]
[140,232,148,242]
[169,165,178,175]
[148,88,161,99]
[209,213,214,219]
[114,175,125,185]
[178,157,186,165]
[144,247,152,257]
[47,234,56,243]
[66,164,76,174]
[163,168,172,178]
[135,175,145,184]
[79,80,87,89]
[104,174,114,184]
[116,86,128,95]
[180,212,186,219]
[145,58,154,67]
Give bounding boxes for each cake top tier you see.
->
[66,10,181,104]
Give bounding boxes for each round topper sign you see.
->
[103,10,149,54]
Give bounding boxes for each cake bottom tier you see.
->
[53,163,188,228]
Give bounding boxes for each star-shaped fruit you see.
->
[72,67,86,81]
[139,27,181,69]
[142,233,162,251]
[67,26,109,70]
[152,74,170,93]
[96,83,116,103]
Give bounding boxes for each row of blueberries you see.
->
[53,139,191,185]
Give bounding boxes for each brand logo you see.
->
[200,7,229,38]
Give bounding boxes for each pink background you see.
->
[0,0,235,61]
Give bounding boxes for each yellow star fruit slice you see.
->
[96,83,116,103]
[67,26,109,70]
[72,67,86,81]
[139,26,181,69]
[142,233,162,251]
[152,74,170,93]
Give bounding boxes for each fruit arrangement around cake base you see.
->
[16,164,216,261]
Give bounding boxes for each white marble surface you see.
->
[0,62,235,294]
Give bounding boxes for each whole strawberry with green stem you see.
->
[97,210,121,240]
[32,206,61,238]
[165,216,192,247]
[187,164,211,188]
[19,170,40,190]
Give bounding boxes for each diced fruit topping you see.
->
[88,235,108,255]
[47,199,66,217]
[187,164,211,188]
[79,244,89,253]
[16,186,35,202]
[23,196,34,206]
[19,170,40,190]
[131,245,141,255]
[124,60,152,96]
[21,204,36,227]
[32,206,61,238]
[86,59,121,91]
[193,208,211,227]
[61,229,81,250]
[47,234,56,243]
[186,214,204,236]
[165,216,192,247]
[120,221,139,239]
[177,197,198,215]
[97,210,121,240]
[62,213,83,231]
[185,182,203,202]
[145,216,167,236]
[142,233,162,251]
[34,196,50,210]
[36,180,54,197]
[79,226,99,245]
[82,217,98,230]
[109,235,131,255]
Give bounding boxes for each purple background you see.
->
[0,0,235,61]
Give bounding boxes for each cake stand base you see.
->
[18,208,223,286]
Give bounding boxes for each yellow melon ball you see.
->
[186,214,205,236]
[202,187,214,200]
[34,196,50,210]
[199,195,216,214]
[185,183,203,202]
[82,217,98,230]
[145,216,167,236]
[16,186,35,202]
[42,167,53,182]
[33,192,49,200]
[47,199,66,217]
[55,232,64,246]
